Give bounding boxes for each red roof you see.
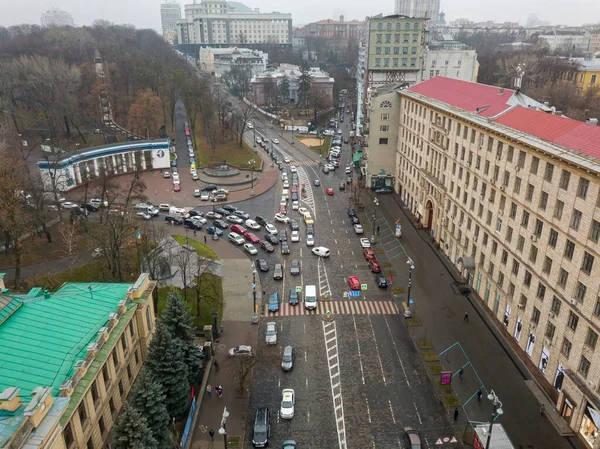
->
[408,77,516,118]
[496,107,600,159]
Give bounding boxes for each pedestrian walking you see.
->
[206,384,212,399]
[477,389,483,401]
[209,429,215,442]
[376,225,380,235]
[204,235,207,244]
[540,403,546,416]
[193,229,197,237]
[464,312,469,323]
[459,368,464,380]
[214,359,219,371]
[453,408,459,421]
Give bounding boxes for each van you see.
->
[228,232,245,245]
[169,206,187,217]
[304,285,317,310]
[281,346,294,371]
[159,203,171,212]
[252,407,270,447]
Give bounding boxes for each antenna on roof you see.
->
[88,285,94,300]
[514,64,525,93]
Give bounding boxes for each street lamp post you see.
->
[218,407,230,449]
[485,390,504,449]
[248,159,255,196]
[291,116,295,145]
[370,198,379,243]
[252,268,257,313]
[404,257,415,318]
[253,126,256,147]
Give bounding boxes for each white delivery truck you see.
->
[304,285,318,310]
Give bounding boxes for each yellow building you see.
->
[571,56,600,93]
[0,273,156,449]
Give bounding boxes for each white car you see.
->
[201,191,210,201]
[283,180,290,189]
[292,201,299,210]
[194,189,201,197]
[280,389,295,419]
[245,219,261,231]
[62,202,79,209]
[256,137,262,144]
[311,246,330,257]
[192,173,199,180]
[272,138,279,144]
[360,238,371,248]
[298,207,310,217]
[266,223,279,235]
[205,211,222,219]
[191,216,207,225]
[284,156,291,163]
[306,234,315,246]
[280,198,287,206]
[89,198,108,207]
[247,122,254,129]
[274,214,289,224]
[228,345,253,357]
[345,166,353,174]
[170,206,187,216]
[163,171,171,178]
[172,173,180,183]
[136,212,151,220]
[291,231,300,242]
[227,215,243,224]
[337,129,342,134]
[266,322,277,345]
[289,165,297,173]
[244,243,258,255]
[354,224,364,234]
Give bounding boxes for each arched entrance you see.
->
[425,200,434,229]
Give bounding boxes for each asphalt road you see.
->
[241,104,453,449]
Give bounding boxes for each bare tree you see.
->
[213,84,233,139]
[138,220,171,310]
[192,255,220,317]
[228,345,276,395]
[174,245,194,303]
[232,103,256,148]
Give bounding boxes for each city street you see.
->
[244,109,453,448]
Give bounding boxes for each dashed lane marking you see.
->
[323,319,347,449]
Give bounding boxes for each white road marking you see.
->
[397,438,402,447]
[307,410,310,422]
[330,219,333,224]
[328,209,331,216]
[365,397,372,423]
[337,249,340,256]
[278,378,281,388]
[332,229,335,234]
[352,315,365,385]
[341,264,344,269]
[414,402,423,424]
[342,220,345,224]
[368,315,387,385]
[323,320,347,449]
[304,350,307,361]
[303,323,306,334]
[300,248,303,258]
[384,315,410,386]
[388,400,397,424]
[282,260,286,301]
[346,230,348,234]
[306,378,309,388]
[335,239,338,244]
[351,251,354,256]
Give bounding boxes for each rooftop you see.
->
[406,76,600,161]
[313,19,365,25]
[570,56,600,71]
[0,282,133,398]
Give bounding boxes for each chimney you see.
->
[498,88,504,95]
[0,388,22,412]
[340,15,344,22]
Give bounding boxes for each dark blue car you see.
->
[206,227,224,236]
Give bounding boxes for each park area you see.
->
[296,135,332,156]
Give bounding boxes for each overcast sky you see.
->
[1,0,598,32]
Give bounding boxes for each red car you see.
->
[279,205,287,215]
[347,275,360,290]
[291,185,298,193]
[173,183,181,192]
[259,240,275,252]
[326,188,334,195]
[369,259,381,273]
[230,224,247,235]
[363,248,376,261]
[245,232,260,244]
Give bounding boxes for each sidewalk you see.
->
[368,191,582,449]
[187,234,260,449]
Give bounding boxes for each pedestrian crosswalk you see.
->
[264,300,399,317]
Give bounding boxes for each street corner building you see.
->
[0,273,157,449]
[381,74,600,447]
[37,139,171,192]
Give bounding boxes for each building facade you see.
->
[539,31,591,53]
[394,0,441,25]
[395,76,600,448]
[569,56,600,93]
[304,17,366,41]
[199,47,268,77]
[161,1,182,40]
[40,8,74,27]
[177,0,292,46]
[0,274,156,449]
[422,49,479,82]
[38,139,171,192]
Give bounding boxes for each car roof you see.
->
[237,345,252,351]
[282,388,294,396]
[267,321,276,327]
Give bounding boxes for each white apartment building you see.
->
[396,76,600,447]
[539,31,591,53]
[161,1,182,38]
[40,8,74,27]
[177,0,292,46]
[198,47,267,77]
[394,0,441,25]
[422,50,478,82]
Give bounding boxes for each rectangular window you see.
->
[379,138,388,145]
[99,416,106,435]
[578,178,590,199]
[543,256,553,274]
[582,252,595,275]
[381,113,390,120]
[595,297,600,317]
[510,202,517,219]
[560,170,571,190]
[521,211,530,228]
[564,240,575,260]
[554,200,564,219]
[539,191,548,211]
[558,268,569,288]
[112,349,120,367]
[551,296,561,314]
[567,311,579,331]
[549,229,558,248]
[532,307,540,324]
[579,356,591,379]
[78,402,89,427]
[380,125,390,132]
[544,163,554,182]
[109,397,116,416]
[561,338,572,358]
[575,282,587,302]
[514,177,521,194]
[534,219,543,237]
[506,226,513,243]
[87,438,95,449]
[586,328,598,349]
[102,364,111,386]
[91,381,99,405]
[512,260,520,275]
[570,209,582,230]
[526,183,534,201]
[546,322,556,339]
[590,220,600,243]
[536,282,545,300]
[118,380,125,396]
[530,156,539,174]
[64,423,75,447]
[530,245,538,263]
[121,335,128,352]
[507,146,514,162]
[517,150,526,168]
[501,250,508,265]
[524,270,532,287]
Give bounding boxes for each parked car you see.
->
[206,226,224,236]
[354,224,364,234]
[260,240,275,252]
[369,259,382,273]
[252,408,271,448]
[348,275,361,290]
[165,215,183,225]
[281,345,295,370]
[228,345,253,357]
[244,243,258,255]
[375,274,388,288]
[363,248,376,260]
[265,224,278,235]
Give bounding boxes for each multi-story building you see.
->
[177,0,292,47]
[589,34,600,53]
[40,8,74,27]
[395,76,600,447]
[355,40,367,137]
[422,49,478,82]
[304,16,366,42]
[394,0,441,25]
[538,31,591,53]
[568,56,600,93]
[198,47,268,77]
[0,273,156,449]
[161,1,182,40]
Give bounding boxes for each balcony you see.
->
[431,119,449,135]
[428,133,449,152]
[422,168,446,192]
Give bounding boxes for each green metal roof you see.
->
[0,282,133,398]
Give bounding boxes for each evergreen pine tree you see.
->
[161,290,203,385]
[130,368,172,448]
[298,62,313,112]
[145,320,190,419]
[113,402,158,449]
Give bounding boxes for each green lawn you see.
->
[171,235,219,260]
[157,276,223,329]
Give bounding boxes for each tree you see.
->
[192,255,220,316]
[278,75,290,105]
[145,320,190,419]
[174,245,194,303]
[229,346,276,394]
[297,62,313,114]
[161,290,203,385]
[128,89,163,139]
[232,102,256,148]
[129,368,172,448]
[213,84,233,139]
[113,402,158,449]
